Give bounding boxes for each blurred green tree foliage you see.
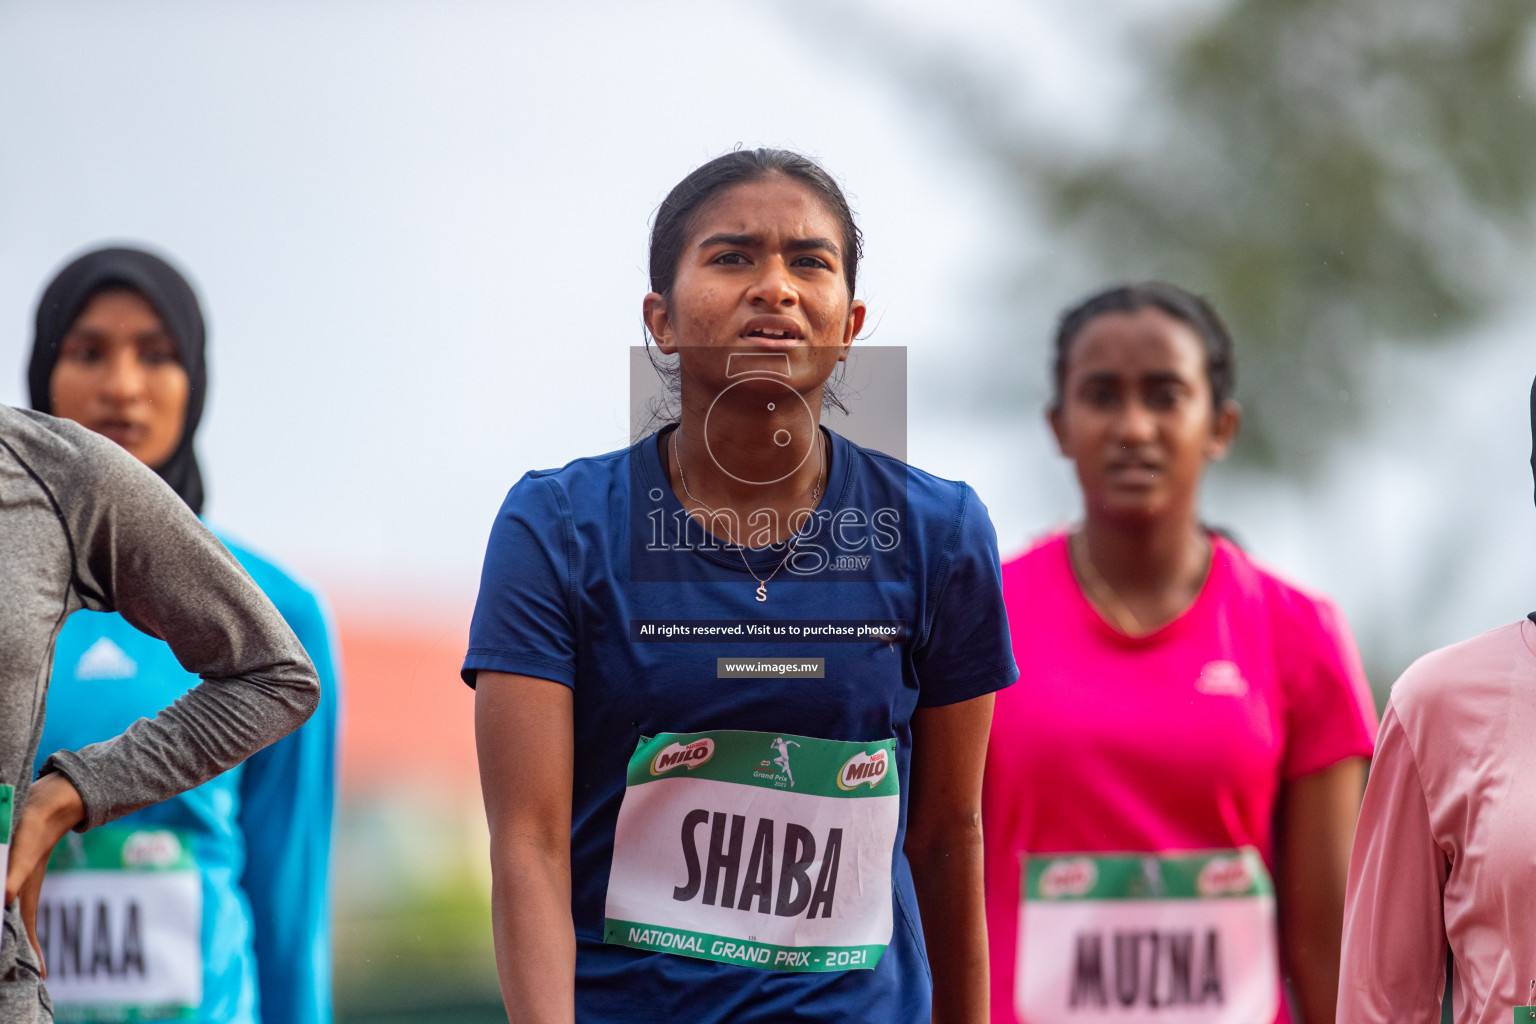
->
[868,0,1536,469]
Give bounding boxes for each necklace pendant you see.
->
[755,582,768,603]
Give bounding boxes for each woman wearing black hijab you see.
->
[30,247,208,512]
[28,247,341,1024]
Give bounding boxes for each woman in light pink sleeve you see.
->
[1337,377,1536,1024]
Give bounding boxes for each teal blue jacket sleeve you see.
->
[236,568,341,1024]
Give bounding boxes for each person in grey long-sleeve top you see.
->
[0,403,320,1022]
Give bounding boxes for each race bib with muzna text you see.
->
[39,827,202,1022]
[1017,849,1280,1024]
[604,729,899,973]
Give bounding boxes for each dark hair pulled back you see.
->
[648,148,863,301]
[1050,282,1236,412]
[641,149,863,425]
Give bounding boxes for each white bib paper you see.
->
[1017,849,1279,1024]
[604,729,899,972]
[39,828,202,1021]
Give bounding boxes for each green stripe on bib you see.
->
[627,730,897,799]
[46,1001,196,1022]
[1025,849,1273,901]
[604,919,886,973]
[47,827,195,873]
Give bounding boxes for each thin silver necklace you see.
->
[1069,531,1146,635]
[672,428,825,603]
[1068,528,1212,636]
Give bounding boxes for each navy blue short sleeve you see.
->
[463,473,578,687]
[913,484,1018,707]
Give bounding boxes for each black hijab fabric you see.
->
[29,247,208,515]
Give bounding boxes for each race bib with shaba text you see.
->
[604,729,899,973]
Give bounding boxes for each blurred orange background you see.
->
[333,600,478,797]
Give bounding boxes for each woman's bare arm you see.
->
[905,693,996,1024]
[1277,756,1367,1023]
[476,670,576,1024]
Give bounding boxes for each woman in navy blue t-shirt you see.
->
[466,149,1017,1023]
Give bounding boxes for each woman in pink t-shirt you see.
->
[983,282,1379,1024]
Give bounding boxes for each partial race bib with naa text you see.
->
[40,826,202,1022]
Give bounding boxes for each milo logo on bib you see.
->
[837,750,888,790]
[1017,849,1279,1024]
[605,729,898,973]
[651,737,715,774]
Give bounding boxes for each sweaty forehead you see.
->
[1066,308,1206,380]
[686,176,843,247]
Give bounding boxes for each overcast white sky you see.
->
[2,0,1532,679]
[0,1,1036,602]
